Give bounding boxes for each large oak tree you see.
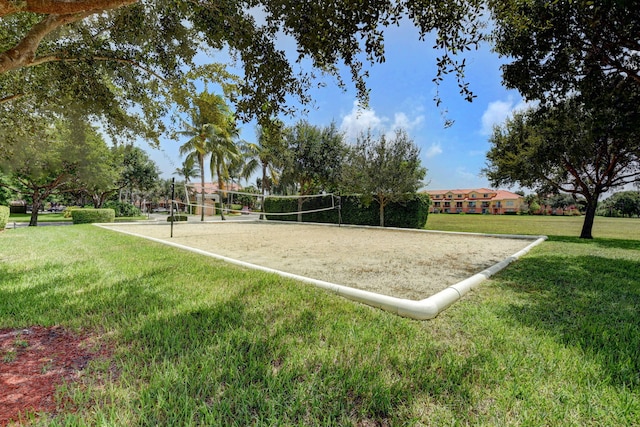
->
[1,0,484,145]
[484,74,640,239]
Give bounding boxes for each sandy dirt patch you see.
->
[104,221,537,300]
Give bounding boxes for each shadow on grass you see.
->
[495,250,640,388]
[124,293,478,425]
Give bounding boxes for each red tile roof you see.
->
[187,182,243,192]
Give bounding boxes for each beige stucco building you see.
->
[424,188,525,214]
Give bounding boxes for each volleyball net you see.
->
[181,183,340,219]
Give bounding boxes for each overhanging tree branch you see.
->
[0,13,91,73]
[0,0,135,17]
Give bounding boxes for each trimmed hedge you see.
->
[71,209,116,224]
[0,205,9,230]
[167,215,188,222]
[263,193,431,229]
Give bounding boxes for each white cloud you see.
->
[480,98,533,136]
[340,101,424,142]
[425,143,443,159]
[392,112,424,132]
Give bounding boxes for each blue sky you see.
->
[145,21,529,192]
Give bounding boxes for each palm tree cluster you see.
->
[175,92,242,221]
[174,98,290,219]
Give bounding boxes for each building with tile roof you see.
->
[423,188,525,214]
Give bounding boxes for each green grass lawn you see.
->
[8,212,71,222]
[1,217,639,425]
[426,212,640,240]
[8,213,148,223]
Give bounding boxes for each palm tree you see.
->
[173,157,200,184]
[173,157,200,213]
[242,119,285,218]
[178,92,228,221]
[207,114,241,220]
[242,119,287,217]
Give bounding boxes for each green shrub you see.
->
[263,193,430,229]
[103,201,141,217]
[237,193,259,209]
[167,215,188,222]
[0,205,9,230]
[71,209,115,224]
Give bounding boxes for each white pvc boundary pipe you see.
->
[95,222,547,320]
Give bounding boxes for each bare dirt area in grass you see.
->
[0,326,112,426]
[105,221,537,300]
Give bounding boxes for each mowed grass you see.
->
[0,217,639,425]
[8,213,71,222]
[8,213,148,223]
[426,212,640,240]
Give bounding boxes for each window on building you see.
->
[468,202,476,208]
[434,202,441,207]
[457,194,462,198]
[483,193,489,198]
[444,202,450,207]
[456,202,463,208]
[506,201,514,206]
[471,193,476,198]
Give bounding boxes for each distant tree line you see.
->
[597,191,640,218]
[1,95,427,228]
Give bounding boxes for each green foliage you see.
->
[485,75,640,238]
[167,215,188,222]
[280,120,347,196]
[0,116,108,225]
[117,146,160,197]
[0,205,8,230]
[0,174,12,205]
[237,191,259,209]
[71,209,115,224]
[104,201,141,218]
[1,0,485,147]
[599,191,640,218]
[243,120,287,196]
[264,193,430,229]
[490,0,640,102]
[341,128,427,226]
[178,92,239,221]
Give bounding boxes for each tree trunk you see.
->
[29,199,41,226]
[260,162,267,220]
[580,197,599,239]
[217,165,225,221]
[379,201,385,227]
[297,196,303,222]
[199,157,205,222]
